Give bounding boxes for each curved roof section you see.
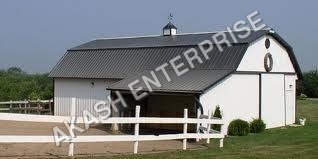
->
[49,30,302,80]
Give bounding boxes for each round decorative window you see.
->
[264,53,273,72]
[265,38,270,49]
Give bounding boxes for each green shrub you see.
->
[212,106,222,131]
[228,119,249,136]
[250,119,266,133]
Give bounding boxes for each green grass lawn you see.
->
[81,99,318,159]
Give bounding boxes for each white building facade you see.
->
[200,35,298,132]
[50,28,301,133]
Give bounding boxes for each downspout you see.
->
[194,95,204,115]
[259,74,262,119]
[52,77,55,115]
[195,95,205,135]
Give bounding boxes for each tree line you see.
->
[0,67,53,101]
[298,70,318,98]
[0,67,317,102]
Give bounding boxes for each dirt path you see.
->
[0,120,206,158]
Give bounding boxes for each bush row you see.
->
[228,118,266,136]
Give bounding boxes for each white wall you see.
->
[200,35,299,133]
[54,78,118,116]
[236,34,298,128]
[200,74,260,134]
[261,74,297,128]
[237,35,296,73]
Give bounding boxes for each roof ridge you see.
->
[93,29,270,41]
[94,34,161,40]
[68,43,248,51]
[142,68,235,70]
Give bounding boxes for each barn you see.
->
[49,23,302,133]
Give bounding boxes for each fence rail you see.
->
[0,113,224,124]
[0,98,224,157]
[0,99,53,115]
[0,99,53,105]
[0,134,224,143]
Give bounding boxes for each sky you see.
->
[0,0,317,73]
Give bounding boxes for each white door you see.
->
[285,75,296,125]
[261,74,285,128]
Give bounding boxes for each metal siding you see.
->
[54,78,118,116]
[200,74,260,134]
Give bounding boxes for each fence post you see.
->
[18,103,22,113]
[48,99,52,115]
[219,124,224,148]
[196,108,201,142]
[220,138,224,148]
[9,100,13,113]
[206,110,212,144]
[68,97,76,157]
[134,105,140,154]
[28,99,31,114]
[37,99,41,115]
[24,99,27,114]
[183,109,188,150]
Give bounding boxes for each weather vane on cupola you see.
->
[163,13,177,36]
[168,13,173,22]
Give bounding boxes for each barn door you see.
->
[285,75,296,125]
[261,74,285,128]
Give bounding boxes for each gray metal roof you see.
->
[49,29,302,92]
[49,44,248,79]
[69,30,267,50]
[108,69,233,93]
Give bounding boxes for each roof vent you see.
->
[163,14,177,36]
[269,28,275,34]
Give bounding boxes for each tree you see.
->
[0,67,53,101]
[300,70,318,98]
[212,105,222,131]
[7,67,23,74]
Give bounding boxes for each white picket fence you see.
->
[0,99,225,157]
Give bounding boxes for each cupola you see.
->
[163,14,177,36]
[163,22,177,36]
